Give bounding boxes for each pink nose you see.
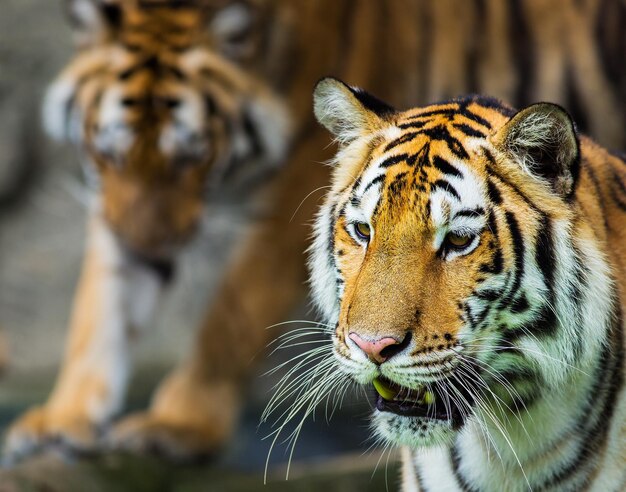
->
[349,333,402,364]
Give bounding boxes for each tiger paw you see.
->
[3,406,100,465]
[108,413,223,462]
[108,373,240,462]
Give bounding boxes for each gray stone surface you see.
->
[0,450,401,492]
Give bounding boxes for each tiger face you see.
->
[309,78,608,450]
[45,0,289,258]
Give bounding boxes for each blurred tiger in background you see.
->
[3,0,625,463]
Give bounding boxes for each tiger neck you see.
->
[472,317,620,485]
[410,309,622,492]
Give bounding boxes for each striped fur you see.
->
[5,0,625,464]
[43,0,289,256]
[310,78,625,491]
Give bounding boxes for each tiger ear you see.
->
[65,0,122,45]
[313,77,395,146]
[492,103,580,198]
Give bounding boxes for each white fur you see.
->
[210,2,253,44]
[309,123,623,490]
[313,80,373,146]
[93,86,135,161]
[246,95,291,165]
[159,86,208,160]
[42,79,81,142]
[61,211,166,424]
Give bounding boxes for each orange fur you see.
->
[5,0,625,463]
[311,78,625,490]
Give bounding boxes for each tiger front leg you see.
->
[110,134,331,461]
[109,218,300,461]
[3,215,166,464]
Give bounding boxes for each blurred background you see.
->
[0,1,624,491]
[0,2,384,490]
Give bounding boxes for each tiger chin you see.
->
[308,78,625,491]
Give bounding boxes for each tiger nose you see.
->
[348,332,411,364]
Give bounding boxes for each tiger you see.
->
[3,0,625,464]
[303,76,626,491]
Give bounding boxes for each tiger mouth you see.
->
[371,376,472,423]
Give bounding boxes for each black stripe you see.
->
[432,156,463,178]
[383,131,420,152]
[510,294,530,314]
[457,107,492,130]
[350,87,395,117]
[455,207,485,218]
[486,179,503,205]
[393,171,409,182]
[453,122,486,139]
[480,248,503,275]
[482,147,497,165]
[397,119,429,131]
[535,215,556,297]
[327,202,340,270]
[569,249,588,361]
[118,55,160,80]
[422,126,469,159]
[413,459,428,492]
[474,289,503,301]
[480,211,503,275]
[472,304,492,327]
[379,153,409,168]
[495,366,540,411]
[451,445,479,492]
[137,0,197,8]
[487,168,541,214]
[242,110,263,156]
[532,304,558,336]
[507,303,557,341]
[502,212,525,304]
[362,174,385,194]
[130,252,175,284]
[464,303,477,327]
[405,108,455,121]
[432,179,461,200]
[487,209,499,236]
[613,168,626,195]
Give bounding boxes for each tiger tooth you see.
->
[423,390,435,405]
[373,377,399,401]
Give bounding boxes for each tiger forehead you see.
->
[362,98,514,179]
[397,97,513,131]
[112,3,205,51]
[343,99,511,226]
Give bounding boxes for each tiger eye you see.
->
[354,222,371,241]
[447,232,472,248]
